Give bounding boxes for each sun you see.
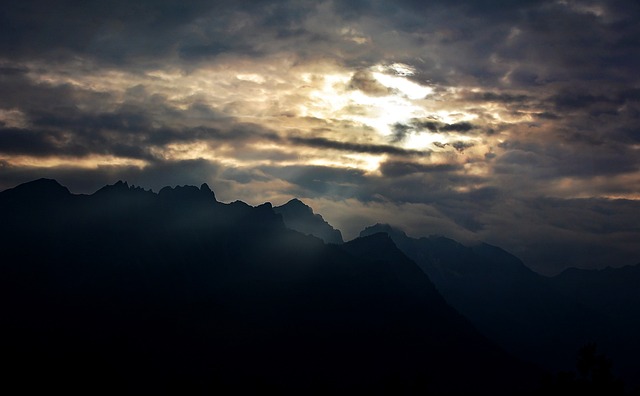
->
[298,64,459,152]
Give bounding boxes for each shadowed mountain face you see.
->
[550,264,640,385]
[359,224,607,375]
[274,198,343,244]
[0,179,536,395]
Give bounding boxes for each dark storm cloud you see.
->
[0,0,326,66]
[0,127,77,157]
[219,167,273,185]
[265,160,499,233]
[432,187,503,232]
[1,0,638,94]
[0,69,286,161]
[390,123,411,143]
[549,88,640,124]
[289,136,430,157]
[0,1,202,62]
[466,91,531,103]
[382,0,640,89]
[263,164,368,199]
[0,67,113,112]
[379,161,461,177]
[0,108,280,162]
[0,126,155,161]
[450,141,475,152]
[145,124,281,147]
[535,112,560,120]
[412,120,475,133]
[391,119,478,142]
[551,91,622,111]
[441,123,474,132]
[1,0,638,82]
[348,70,390,96]
[0,0,253,63]
[0,64,29,76]
[496,139,639,179]
[301,160,486,204]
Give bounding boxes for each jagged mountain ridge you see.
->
[359,223,640,389]
[274,198,343,244]
[359,223,606,373]
[0,179,536,395]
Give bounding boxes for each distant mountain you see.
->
[551,264,640,321]
[550,264,640,384]
[360,224,606,374]
[274,198,343,244]
[0,179,536,395]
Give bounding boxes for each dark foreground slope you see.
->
[1,179,536,395]
[360,224,605,374]
[550,265,640,385]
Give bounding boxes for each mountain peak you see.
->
[350,232,395,249]
[19,177,68,191]
[256,202,273,210]
[359,223,407,239]
[0,178,71,202]
[158,184,217,203]
[96,180,128,193]
[281,198,313,214]
[287,198,306,205]
[200,182,212,192]
[274,199,343,244]
[93,180,154,197]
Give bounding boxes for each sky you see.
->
[1,0,639,274]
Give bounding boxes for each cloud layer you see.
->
[1,0,639,274]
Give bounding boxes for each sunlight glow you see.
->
[0,155,147,169]
[301,68,434,138]
[403,132,447,150]
[346,90,429,136]
[0,108,29,129]
[371,72,432,100]
[343,154,385,173]
[19,58,505,174]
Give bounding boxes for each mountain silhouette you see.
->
[550,264,640,386]
[274,198,343,244]
[360,223,606,375]
[0,179,537,395]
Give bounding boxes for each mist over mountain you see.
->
[274,198,344,244]
[0,179,540,395]
[360,223,639,389]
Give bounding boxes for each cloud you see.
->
[390,119,479,144]
[379,161,462,177]
[289,136,430,157]
[1,0,640,275]
[450,141,475,152]
[441,122,474,132]
[466,91,531,103]
[348,70,391,96]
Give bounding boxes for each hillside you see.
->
[0,179,536,395]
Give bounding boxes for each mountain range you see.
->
[267,195,640,389]
[0,178,538,395]
[1,178,638,394]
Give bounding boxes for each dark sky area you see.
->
[1,0,639,274]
